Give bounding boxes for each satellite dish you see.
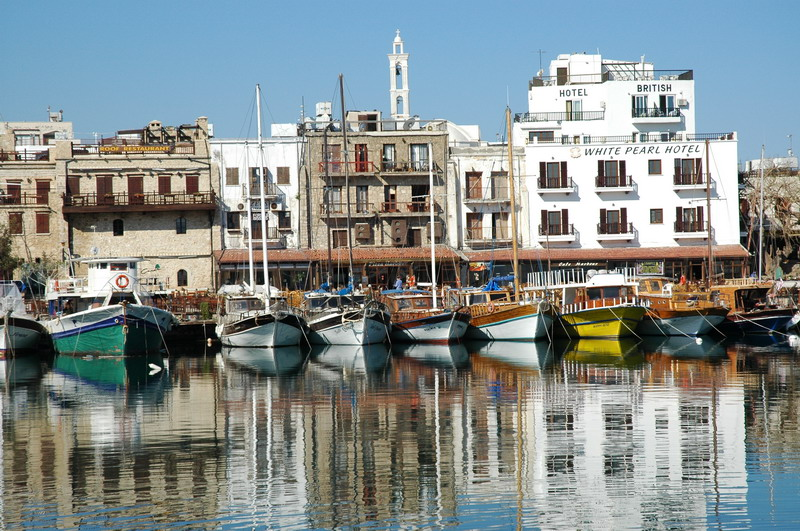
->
[402,116,416,130]
[90,246,99,256]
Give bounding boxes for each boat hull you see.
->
[307,307,391,345]
[719,308,796,335]
[47,304,175,357]
[0,316,47,357]
[557,305,646,339]
[465,302,554,341]
[638,310,727,336]
[390,311,471,344]
[217,311,305,348]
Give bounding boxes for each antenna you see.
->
[535,49,547,72]
[788,134,793,157]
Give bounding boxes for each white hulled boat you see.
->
[0,281,46,357]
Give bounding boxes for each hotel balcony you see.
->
[378,161,437,174]
[63,191,216,213]
[319,202,375,218]
[0,149,52,162]
[378,201,441,216]
[464,186,510,205]
[596,222,636,241]
[0,193,50,206]
[631,108,682,123]
[673,221,710,239]
[317,161,377,175]
[537,224,577,243]
[595,175,635,194]
[536,177,577,195]
[244,182,282,200]
[673,172,711,191]
[515,110,605,123]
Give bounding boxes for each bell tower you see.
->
[388,29,410,120]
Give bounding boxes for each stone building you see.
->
[0,111,73,276]
[57,117,220,291]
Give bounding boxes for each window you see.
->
[176,216,187,234]
[276,167,290,185]
[674,158,702,185]
[14,134,38,146]
[324,186,343,213]
[648,160,662,175]
[354,144,369,172]
[185,174,199,194]
[599,208,627,234]
[410,144,429,171]
[632,95,648,117]
[97,175,114,205]
[5,181,21,205]
[528,130,555,143]
[597,160,626,187]
[675,206,704,232]
[35,212,49,234]
[36,180,50,205]
[278,211,291,229]
[650,209,663,224]
[466,171,482,199]
[8,212,22,235]
[67,176,81,195]
[383,185,397,212]
[466,213,482,240]
[541,209,569,236]
[382,144,396,171]
[565,99,582,120]
[489,171,508,200]
[177,269,188,287]
[226,211,241,231]
[225,167,240,186]
[158,174,172,195]
[659,94,677,116]
[356,185,369,213]
[128,174,144,205]
[539,161,567,188]
[113,219,124,236]
[332,229,348,248]
[492,212,509,239]
[250,167,267,188]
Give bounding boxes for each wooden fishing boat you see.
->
[713,280,797,335]
[635,276,729,336]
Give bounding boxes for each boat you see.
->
[44,257,177,357]
[460,108,554,341]
[392,341,470,368]
[635,276,729,336]
[549,269,647,339]
[466,339,554,371]
[310,343,391,374]
[713,280,797,335]
[381,289,471,344]
[304,291,391,345]
[0,280,47,357]
[223,345,306,376]
[302,75,391,346]
[216,84,306,348]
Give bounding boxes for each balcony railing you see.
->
[595,175,634,188]
[527,69,693,87]
[246,182,282,198]
[379,201,440,214]
[0,192,49,206]
[597,222,634,235]
[71,143,195,156]
[632,108,681,118]
[318,161,377,174]
[378,160,436,173]
[538,224,575,236]
[674,221,708,233]
[673,173,705,186]
[515,111,605,123]
[0,149,51,162]
[465,186,510,202]
[537,176,576,192]
[320,202,374,215]
[524,132,735,145]
[64,191,215,209]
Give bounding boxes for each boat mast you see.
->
[705,139,713,286]
[506,107,521,300]
[758,144,765,280]
[256,84,270,308]
[244,140,255,292]
[339,74,356,289]
[429,141,437,309]
[323,127,333,287]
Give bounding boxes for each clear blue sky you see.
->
[4,0,797,163]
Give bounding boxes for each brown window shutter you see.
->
[695,158,703,184]
[560,161,568,188]
[541,210,547,234]
[539,161,546,187]
[619,160,627,185]
[597,160,605,186]
[676,206,683,231]
[621,207,627,230]
[67,176,80,195]
[697,206,704,229]
[561,209,569,233]
[35,212,49,234]
[600,208,607,233]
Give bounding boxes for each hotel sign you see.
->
[581,143,703,157]
[99,145,172,153]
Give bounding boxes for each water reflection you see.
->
[392,342,470,368]
[223,345,306,376]
[4,338,800,528]
[0,355,44,388]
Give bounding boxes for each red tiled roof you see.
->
[465,244,750,262]
[215,245,462,264]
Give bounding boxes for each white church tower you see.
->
[388,30,410,120]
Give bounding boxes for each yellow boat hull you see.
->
[557,305,646,338]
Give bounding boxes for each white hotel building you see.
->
[500,53,747,281]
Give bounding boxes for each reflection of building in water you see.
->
[469,352,747,528]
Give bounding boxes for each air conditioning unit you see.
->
[236,203,245,211]
[270,202,280,210]
[678,98,688,107]
[391,219,408,246]
[355,223,372,240]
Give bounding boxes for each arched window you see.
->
[395,62,403,89]
[396,96,404,116]
[177,269,188,287]
[113,219,124,236]
[176,216,187,234]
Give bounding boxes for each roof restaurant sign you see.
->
[580,143,703,157]
[99,145,172,153]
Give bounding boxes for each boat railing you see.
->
[49,277,89,296]
[528,267,639,288]
[559,296,645,315]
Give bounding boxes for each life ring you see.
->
[487,302,496,313]
[115,274,130,289]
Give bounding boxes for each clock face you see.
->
[570,147,581,158]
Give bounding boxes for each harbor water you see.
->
[2,336,800,529]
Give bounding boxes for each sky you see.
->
[3,0,798,163]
